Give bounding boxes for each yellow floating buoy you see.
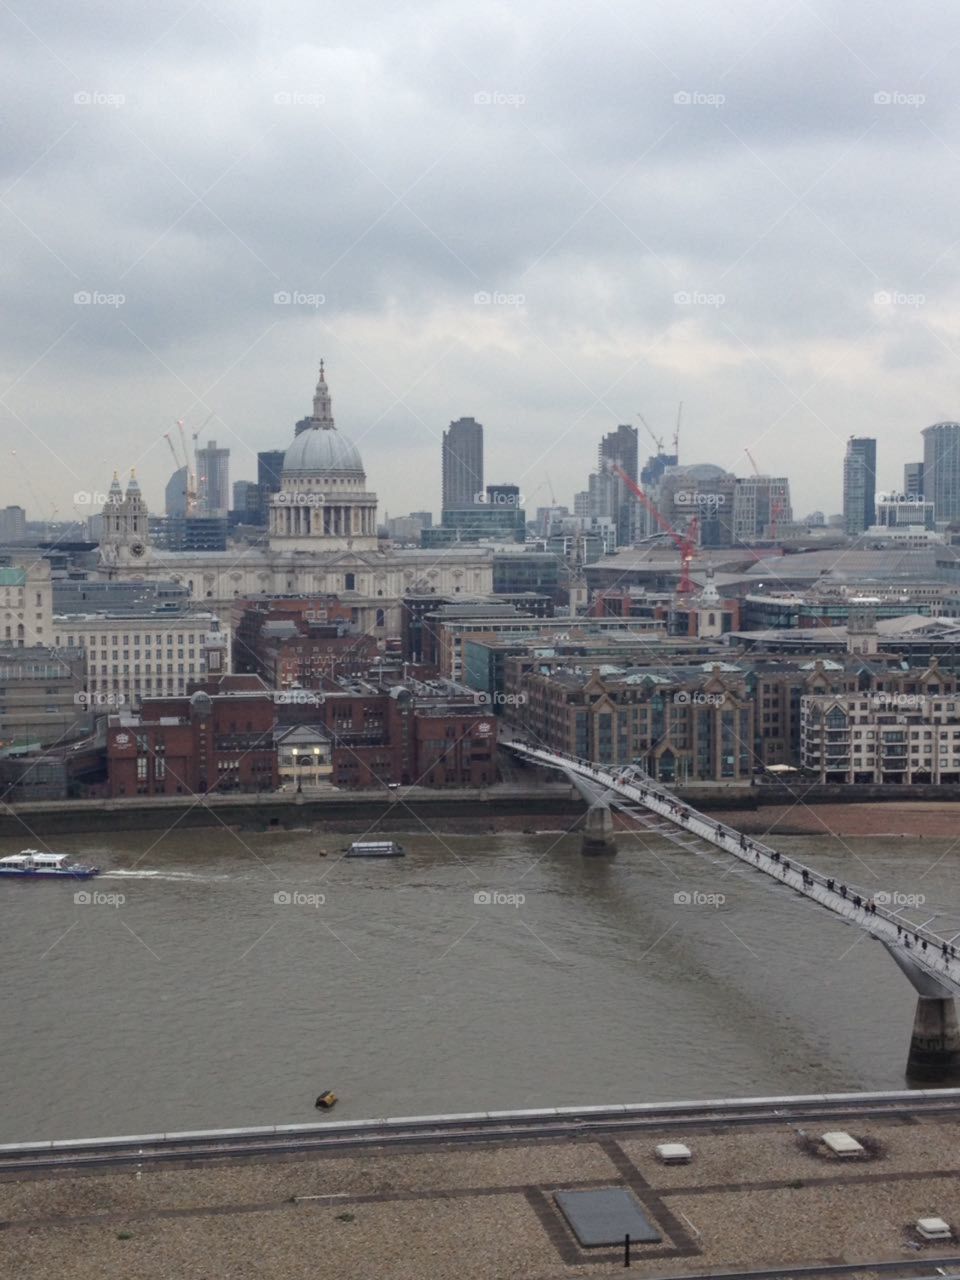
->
[315,1090,337,1109]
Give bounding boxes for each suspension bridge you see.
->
[504,737,960,1081]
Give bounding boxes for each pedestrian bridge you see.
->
[504,738,960,1078]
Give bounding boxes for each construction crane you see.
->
[608,461,698,595]
[637,413,664,455]
[673,402,682,459]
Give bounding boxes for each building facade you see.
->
[843,437,877,535]
[442,417,484,510]
[196,440,230,517]
[802,667,960,783]
[51,612,227,707]
[0,558,52,647]
[106,676,278,797]
[0,645,90,748]
[923,422,960,524]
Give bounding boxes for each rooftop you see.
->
[5,1093,960,1279]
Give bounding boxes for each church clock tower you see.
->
[99,470,151,567]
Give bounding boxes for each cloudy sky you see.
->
[2,0,960,523]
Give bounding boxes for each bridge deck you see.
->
[506,741,960,998]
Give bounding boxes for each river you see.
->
[1,821,957,1142]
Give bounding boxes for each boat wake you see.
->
[99,869,232,882]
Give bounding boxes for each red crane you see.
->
[608,462,699,595]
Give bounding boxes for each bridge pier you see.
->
[907,997,960,1083]
[581,802,617,856]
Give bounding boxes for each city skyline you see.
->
[5,3,960,519]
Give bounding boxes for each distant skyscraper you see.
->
[442,417,484,509]
[196,439,230,517]
[904,460,924,500]
[0,506,27,542]
[257,450,286,526]
[596,424,639,546]
[165,466,188,518]
[842,437,877,535]
[922,422,960,523]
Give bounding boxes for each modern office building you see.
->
[842,437,877,535]
[165,466,189,517]
[732,476,793,542]
[0,506,27,543]
[923,422,960,524]
[196,439,230,517]
[904,460,924,500]
[256,450,286,525]
[596,424,639,547]
[874,494,935,531]
[0,645,90,748]
[441,417,484,510]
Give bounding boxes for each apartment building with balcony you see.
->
[802,664,960,782]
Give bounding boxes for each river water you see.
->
[2,822,958,1143]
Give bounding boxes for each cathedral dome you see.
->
[281,359,365,477]
[283,426,364,476]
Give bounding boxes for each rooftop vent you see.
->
[916,1216,952,1240]
[821,1131,864,1157]
[655,1142,692,1164]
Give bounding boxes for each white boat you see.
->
[344,841,405,858]
[0,850,101,879]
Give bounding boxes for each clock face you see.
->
[129,542,146,558]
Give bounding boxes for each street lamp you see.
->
[313,745,321,789]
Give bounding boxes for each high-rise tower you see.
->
[842,437,877,535]
[442,417,484,510]
[922,422,960,524]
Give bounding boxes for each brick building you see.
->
[106,674,278,797]
[318,686,496,789]
[516,665,755,783]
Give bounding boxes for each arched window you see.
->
[345,573,356,590]
[376,608,385,628]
